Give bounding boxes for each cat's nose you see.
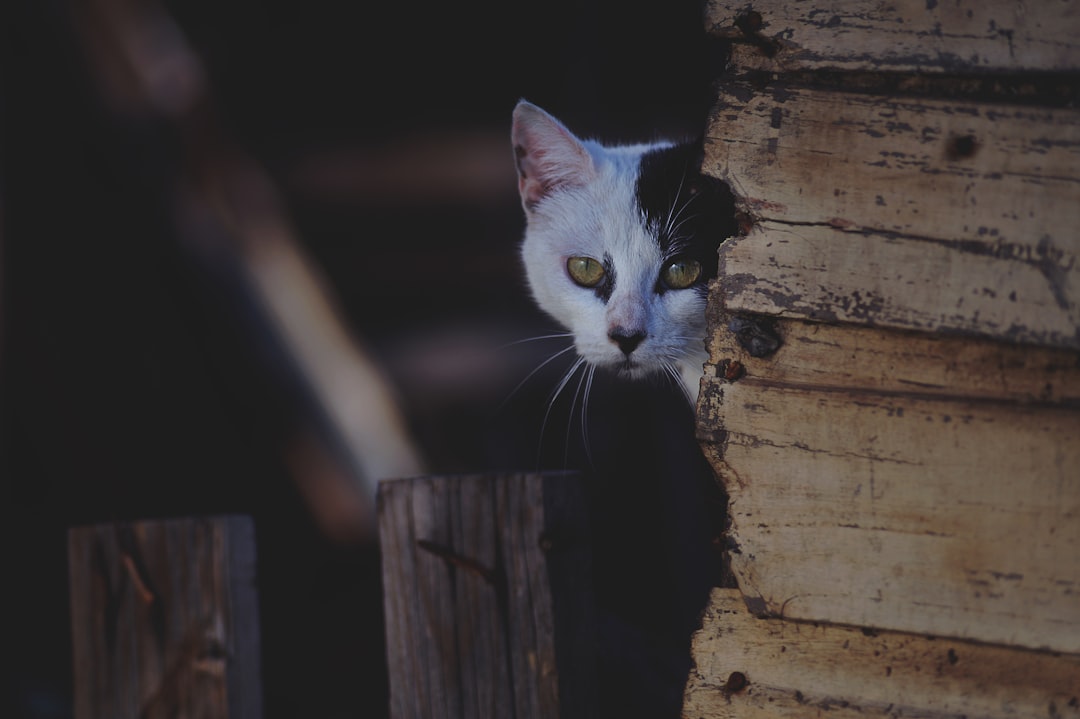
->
[609,328,646,356]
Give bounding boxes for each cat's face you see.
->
[511,100,734,394]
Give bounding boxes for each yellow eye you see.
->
[661,258,702,290]
[567,256,606,288]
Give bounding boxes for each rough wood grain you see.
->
[694,1,1080,715]
[705,0,1080,73]
[706,84,1080,348]
[695,318,1080,653]
[716,221,1080,348]
[704,314,1080,405]
[707,84,1080,245]
[68,516,263,719]
[682,588,1080,719]
[377,473,595,719]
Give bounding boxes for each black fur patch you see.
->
[595,252,616,303]
[635,142,737,290]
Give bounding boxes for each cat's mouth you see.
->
[591,351,649,378]
[594,356,656,383]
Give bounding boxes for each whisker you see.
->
[665,210,708,251]
[666,335,707,351]
[564,363,590,467]
[665,185,704,240]
[537,357,585,468]
[581,365,596,468]
[662,171,689,238]
[495,332,574,351]
[665,361,695,406]
[498,343,576,413]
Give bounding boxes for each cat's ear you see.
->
[512,100,595,211]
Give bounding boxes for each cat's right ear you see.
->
[512,100,595,211]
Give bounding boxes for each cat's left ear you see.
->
[512,100,595,211]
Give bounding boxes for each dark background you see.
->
[4,1,730,716]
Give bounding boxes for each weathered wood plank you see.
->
[705,84,1080,347]
[696,367,1080,652]
[705,0,1080,73]
[682,588,1080,719]
[377,473,595,719]
[68,516,263,719]
[704,314,1080,405]
[716,221,1080,348]
[706,84,1080,247]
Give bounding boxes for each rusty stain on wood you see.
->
[705,0,1080,74]
[683,589,1080,719]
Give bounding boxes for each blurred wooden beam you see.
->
[68,515,263,719]
[70,0,426,537]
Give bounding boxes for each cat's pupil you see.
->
[566,256,605,288]
[660,258,702,290]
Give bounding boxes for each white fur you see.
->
[512,100,708,400]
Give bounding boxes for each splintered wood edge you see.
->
[683,588,1080,719]
[703,82,1080,350]
[700,310,1080,406]
[704,0,1080,74]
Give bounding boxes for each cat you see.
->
[508,99,737,718]
[510,99,736,401]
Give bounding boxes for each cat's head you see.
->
[511,99,735,394]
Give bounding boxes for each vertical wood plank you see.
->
[68,515,263,719]
[377,473,595,719]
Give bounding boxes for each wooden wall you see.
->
[687,2,1080,716]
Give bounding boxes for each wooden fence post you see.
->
[377,472,596,719]
[68,515,263,719]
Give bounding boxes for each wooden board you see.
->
[377,472,595,719]
[706,84,1080,348]
[716,222,1080,348]
[703,313,1080,405]
[696,318,1080,653]
[682,588,1080,719]
[707,85,1080,245]
[694,0,1080,713]
[68,516,263,719]
[705,0,1080,73]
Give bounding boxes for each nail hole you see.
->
[734,10,763,33]
[946,134,978,160]
[724,671,749,693]
[733,10,779,58]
